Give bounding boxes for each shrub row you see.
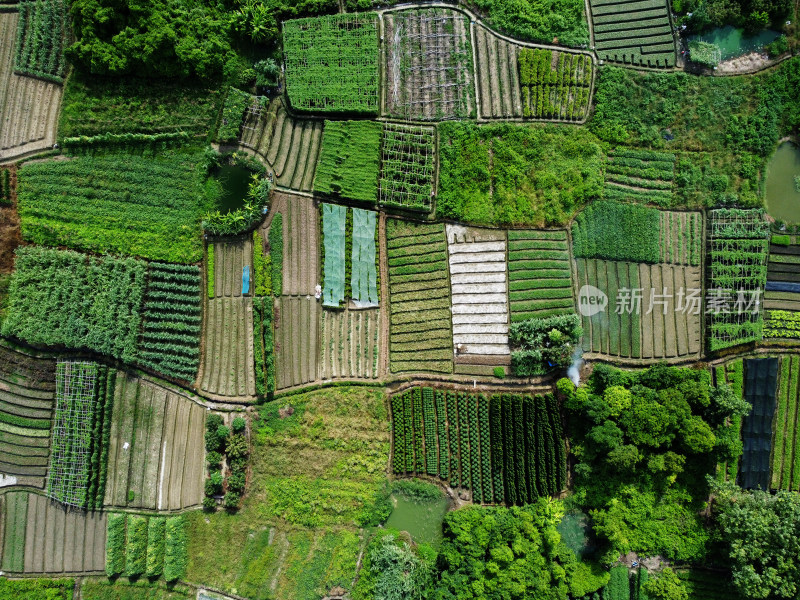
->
[0,168,10,203]
[203,413,250,511]
[253,230,272,297]
[269,213,283,296]
[253,297,275,397]
[106,513,181,580]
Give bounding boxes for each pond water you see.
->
[687,26,781,60]
[384,493,450,547]
[214,164,252,213]
[766,142,800,224]
[557,510,595,559]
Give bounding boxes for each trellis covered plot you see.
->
[707,209,769,351]
[378,123,435,211]
[390,387,566,504]
[283,13,380,114]
[383,8,475,120]
[46,361,115,510]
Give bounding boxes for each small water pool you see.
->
[214,164,252,213]
[384,492,450,547]
[687,26,781,60]
[766,142,800,224]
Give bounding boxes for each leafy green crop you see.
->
[18,148,212,263]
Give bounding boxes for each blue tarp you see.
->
[766,281,800,294]
[242,265,250,295]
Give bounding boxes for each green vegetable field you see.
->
[0,1,799,598]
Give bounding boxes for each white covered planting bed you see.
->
[446,225,510,358]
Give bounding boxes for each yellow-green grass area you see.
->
[186,386,389,600]
[80,578,194,599]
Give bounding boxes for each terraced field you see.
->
[319,308,380,380]
[0,346,55,489]
[383,8,475,120]
[589,0,676,68]
[0,11,63,161]
[507,230,573,322]
[473,26,523,119]
[238,98,321,192]
[0,491,107,574]
[604,148,676,207]
[446,225,510,362]
[575,259,702,359]
[275,296,320,389]
[104,374,205,511]
[269,192,319,297]
[387,220,454,374]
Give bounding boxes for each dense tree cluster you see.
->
[676,0,792,33]
[559,364,750,563]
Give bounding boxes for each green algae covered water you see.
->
[384,493,450,547]
[766,142,800,224]
[214,163,252,213]
[687,26,781,60]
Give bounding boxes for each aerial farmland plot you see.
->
[0,7,64,161]
[1,1,800,598]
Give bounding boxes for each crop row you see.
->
[572,200,661,264]
[391,388,565,505]
[138,263,201,382]
[387,221,453,374]
[764,310,800,339]
[18,148,209,263]
[0,168,10,203]
[519,49,592,121]
[14,0,67,82]
[106,513,187,580]
[507,230,573,322]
